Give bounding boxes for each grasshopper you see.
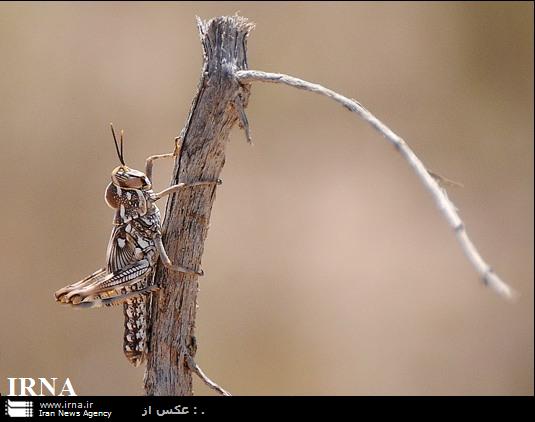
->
[55,125,221,367]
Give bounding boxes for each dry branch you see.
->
[145,13,514,397]
[144,15,253,396]
[235,70,515,300]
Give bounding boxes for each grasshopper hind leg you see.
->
[54,268,107,303]
[58,260,152,307]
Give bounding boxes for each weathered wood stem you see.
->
[144,15,253,396]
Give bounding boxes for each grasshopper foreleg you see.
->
[152,179,222,201]
[145,137,182,181]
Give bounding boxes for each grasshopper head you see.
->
[108,123,151,190]
[111,165,151,190]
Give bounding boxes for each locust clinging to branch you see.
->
[54,124,221,366]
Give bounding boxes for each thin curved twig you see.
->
[236,69,515,300]
[186,355,232,396]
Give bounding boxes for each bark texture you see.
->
[144,15,253,396]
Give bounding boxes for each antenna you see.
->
[120,129,124,165]
[110,123,125,165]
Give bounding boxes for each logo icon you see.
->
[5,399,33,417]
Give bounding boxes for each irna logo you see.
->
[6,378,77,396]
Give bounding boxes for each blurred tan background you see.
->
[0,2,532,396]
